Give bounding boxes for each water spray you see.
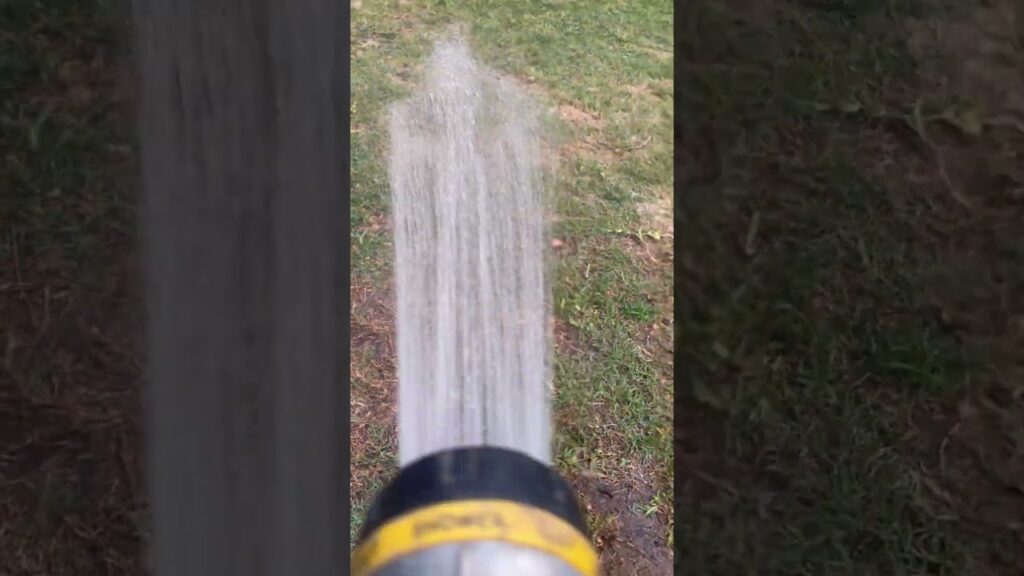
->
[351,37,598,575]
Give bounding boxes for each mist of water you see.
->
[389,37,551,466]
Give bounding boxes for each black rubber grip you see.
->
[358,446,588,543]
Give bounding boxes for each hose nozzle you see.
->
[353,447,598,576]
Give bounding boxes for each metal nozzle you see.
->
[368,541,585,576]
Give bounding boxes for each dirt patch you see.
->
[553,103,621,164]
[553,316,583,356]
[555,88,666,168]
[911,0,1024,119]
[0,256,144,575]
[639,188,673,236]
[633,188,674,265]
[621,80,673,102]
[622,83,655,100]
[349,275,399,508]
[557,103,605,129]
[907,0,1024,207]
[910,392,1024,573]
[903,9,1024,559]
[574,473,673,575]
[628,187,674,369]
[634,45,673,62]
[348,181,397,523]
[559,138,620,166]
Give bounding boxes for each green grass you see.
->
[682,0,1023,573]
[349,0,675,556]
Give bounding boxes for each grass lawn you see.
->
[681,0,1024,573]
[349,0,674,572]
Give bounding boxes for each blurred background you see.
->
[0,1,142,573]
[680,0,1024,573]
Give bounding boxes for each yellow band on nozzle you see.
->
[351,498,599,576]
